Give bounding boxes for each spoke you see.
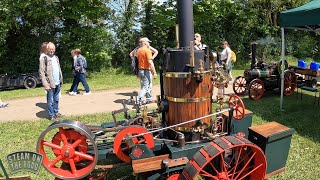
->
[227,150,237,169]
[71,136,86,149]
[59,128,69,145]
[199,169,218,180]
[229,166,253,177]
[234,152,257,179]
[230,148,243,179]
[231,101,236,107]
[209,161,219,174]
[74,151,94,161]
[238,163,263,180]
[220,154,229,177]
[121,146,130,151]
[69,159,77,175]
[236,108,242,116]
[137,139,146,144]
[199,173,219,180]
[43,141,63,150]
[48,155,63,167]
[234,99,239,107]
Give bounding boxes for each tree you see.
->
[0,0,113,74]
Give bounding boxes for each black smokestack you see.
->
[251,42,257,69]
[177,0,194,48]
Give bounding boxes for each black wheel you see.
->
[311,79,317,88]
[283,71,297,96]
[24,76,37,89]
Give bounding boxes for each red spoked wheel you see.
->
[167,174,180,180]
[228,94,245,120]
[37,120,98,180]
[248,79,264,100]
[51,129,88,163]
[283,71,297,96]
[113,126,154,163]
[181,136,266,180]
[233,76,247,95]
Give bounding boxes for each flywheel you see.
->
[37,120,98,180]
[181,135,266,180]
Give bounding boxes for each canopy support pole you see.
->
[280,28,285,110]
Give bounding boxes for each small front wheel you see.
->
[233,76,247,95]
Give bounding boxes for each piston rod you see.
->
[130,108,231,138]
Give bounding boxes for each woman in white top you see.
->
[221,41,233,80]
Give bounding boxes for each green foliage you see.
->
[0,0,113,74]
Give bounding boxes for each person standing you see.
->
[194,33,207,50]
[69,48,91,95]
[221,41,233,81]
[39,42,64,121]
[130,37,158,76]
[136,37,157,104]
[68,50,78,94]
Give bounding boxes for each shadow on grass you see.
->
[242,89,320,142]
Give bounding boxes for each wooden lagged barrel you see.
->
[163,71,213,129]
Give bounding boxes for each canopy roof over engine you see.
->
[280,0,320,31]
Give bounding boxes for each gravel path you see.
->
[0,83,235,122]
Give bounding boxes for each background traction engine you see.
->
[233,43,297,100]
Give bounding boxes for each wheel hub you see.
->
[61,146,75,158]
[217,172,228,180]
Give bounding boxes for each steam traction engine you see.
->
[36,1,293,179]
[233,43,297,100]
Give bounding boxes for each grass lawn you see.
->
[0,69,160,101]
[0,66,319,179]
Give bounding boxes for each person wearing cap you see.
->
[129,37,158,76]
[136,37,157,104]
[194,33,207,50]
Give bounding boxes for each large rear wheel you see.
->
[248,79,264,100]
[181,136,267,180]
[283,71,297,96]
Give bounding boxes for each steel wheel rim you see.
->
[113,126,154,163]
[182,136,266,180]
[283,71,297,96]
[37,120,98,180]
[233,76,247,95]
[249,79,264,100]
[228,94,245,121]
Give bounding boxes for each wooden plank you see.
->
[249,122,289,139]
[132,155,189,174]
[294,67,320,77]
[132,154,169,165]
